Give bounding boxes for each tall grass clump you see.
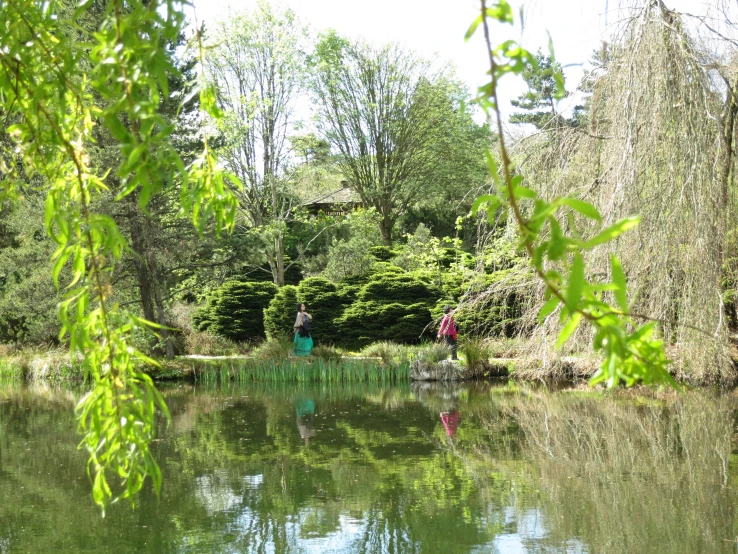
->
[184,330,249,356]
[361,341,399,365]
[0,358,23,381]
[361,341,417,366]
[312,344,343,362]
[192,357,409,385]
[252,337,293,362]
[416,342,451,364]
[460,337,490,370]
[0,346,84,382]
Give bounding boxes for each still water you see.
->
[1,381,737,553]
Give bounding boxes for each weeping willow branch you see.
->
[0,0,239,514]
[488,0,736,383]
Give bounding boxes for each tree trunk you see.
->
[127,196,175,358]
[129,205,156,324]
[268,231,286,286]
[275,233,285,286]
[379,213,393,247]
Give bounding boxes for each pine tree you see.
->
[510,52,566,129]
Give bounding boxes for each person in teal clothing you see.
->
[293,303,313,356]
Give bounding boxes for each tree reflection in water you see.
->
[0,382,736,553]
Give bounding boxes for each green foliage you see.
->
[360,341,415,366]
[369,246,399,262]
[470,2,672,388]
[460,336,491,370]
[296,277,346,344]
[192,303,214,332]
[311,32,483,245]
[0,0,240,512]
[510,51,568,129]
[207,281,278,341]
[321,235,378,282]
[337,273,439,348]
[416,342,451,364]
[252,337,294,362]
[319,208,383,282]
[311,344,343,361]
[264,285,299,340]
[0,198,60,344]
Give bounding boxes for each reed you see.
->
[190,357,410,385]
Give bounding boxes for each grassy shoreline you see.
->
[1,340,732,387]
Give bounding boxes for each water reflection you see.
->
[0,382,737,553]
[296,398,316,446]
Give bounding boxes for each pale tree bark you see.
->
[205,3,307,285]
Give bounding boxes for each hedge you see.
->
[195,281,278,341]
[295,277,347,345]
[263,285,299,340]
[369,246,400,262]
[242,261,303,286]
[336,272,439,348]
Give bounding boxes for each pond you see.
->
[1,381,738,553]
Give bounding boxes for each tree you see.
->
[310,32,470,246]
[205,2,308,286]
[0,0,238,512]
[509,52,567,129]
[399,84,493,241]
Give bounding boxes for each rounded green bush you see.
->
[336,273,439,348]
[296,277,346,345]
[206,281,278,341]
[191,304,214,332]
[263,285,299,340]
[369,246,400,262]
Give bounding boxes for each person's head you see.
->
[296,303,306,313]
[443,305,455,315]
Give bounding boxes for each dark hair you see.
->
[443,305,453,314]
[296,302,305,313]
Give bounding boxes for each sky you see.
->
[187,0,736,119]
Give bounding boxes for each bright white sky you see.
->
[188,0,734,119]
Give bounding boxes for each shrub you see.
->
[192,303,214,331]
[360,341,401,365]
[252,337,293,362]
[0,273,60,344]
[416,342,451,364]
[321,234,377,282]
[201,281,278,341]
[184,330,248,356]
[460,336,490,370]
[369,246,399,261]
[336,272,439,348]
[312,344,342,361]
[296,277,347,345]
[263,285,299,340]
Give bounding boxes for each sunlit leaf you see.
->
[584,216,640,248]
[557,312,582,348]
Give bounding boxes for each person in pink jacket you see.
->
[437,305,458,360]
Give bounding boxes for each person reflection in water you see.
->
[440,409,460,438]
[295,398,316,446]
